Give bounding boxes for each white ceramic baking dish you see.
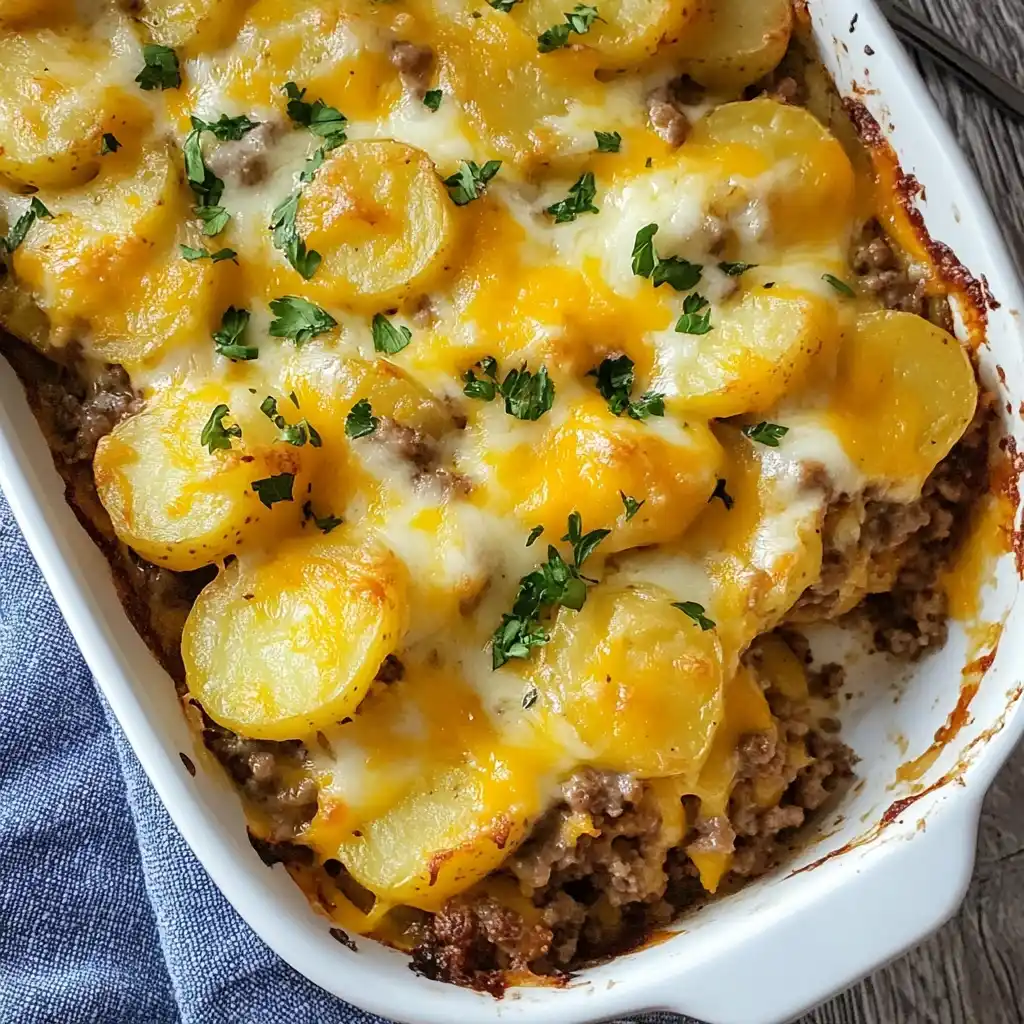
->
[1,2,1022,1022]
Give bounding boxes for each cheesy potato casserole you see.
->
[0,0,992,991]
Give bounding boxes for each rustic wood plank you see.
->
[803,2,1024,1021]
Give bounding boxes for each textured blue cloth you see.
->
[0,492,678,1024]
[0,491,394,1024]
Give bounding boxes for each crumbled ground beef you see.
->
[373,417,471,495]
[645,77,701,146]
[200,709,318,841]
[788,391,994,657]
[390,40,434,98]
[851,219,927,314]
[38,362,141,464]
[413,680,854,985]
[205,120,282,188]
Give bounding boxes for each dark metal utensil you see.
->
[875,0,1024,121]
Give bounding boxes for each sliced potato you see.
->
[87,243,232,368]
[337,748,540,911]
[135,0,255,56]
[666,284,838,418]
[0,27,144,189]
[503,397,722,553]
[285,353,454,447]
[13,145,184,331]
[534,584,726,777]
[826,310,977,493]
[294,141,455,311]
[687,99,856,249]
[94,383,312,571]
[676,0,792,91]
[511,0,698,68]
[436,13,585,167]
[183,536,408,740]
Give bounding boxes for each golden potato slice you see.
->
[13,145,183,331]
[676,0,792,91]
[284,353,454,448]
[95,383,312,572]
[435,12,588,167]
[336,748,540,911]
[294,141,454,311]
[666,284,838,419]
[87,244,232,369]
[135,0,254,56]
[183,536,408,740]
[826,310,977,492]
[0,0,72,28]
[0,27,144,189]
[534,584,726,777]
[687,99,855,249]
[503,396,722,553]
[511,0,698,68]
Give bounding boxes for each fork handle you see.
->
[876,0,1024,121]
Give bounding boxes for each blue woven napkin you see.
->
[0,492,683,1024]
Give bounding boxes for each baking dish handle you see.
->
[646,798,981,1024]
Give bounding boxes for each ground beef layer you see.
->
[410,644,854,992]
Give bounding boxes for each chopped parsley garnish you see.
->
[190,114,259,141]
[501,365,555,421]
[180,244,237,263]
[742,421,789,447]
[182,117,235,236]
[299,148,326,184]
[283,83,348,149]
[487,0,520,10]
[100,133,121,155]
[594,130,621,153]
[675,293,712,334]
[526,525,544,547]
[709,478,734,510]
[537,3,600,52]
[200,404,240,453]
[462,355,499,401]
[462,358,555,420]
[562,511,610,571]
[252,472,295,508]
[588,354,665,421]
[269,191,321,279]
[545,172,598,223]
[653,256,702,292]
[260,396,321,447]
[491,513,609,669]
[194,205,230,235]
[444,160,501,206]
[345,398,379,439]
[718,260,757,276]
[371,313,412,355]
[2,197,51,254]
[268,295,336,345]
[212,306,258,361]
[672,600,716,630]
[423,89,443,112]
[632,223,703,291]
[631,223,658,278]
[303,500,342,534]
[522,686,538,709]
[822,272,856,297]
[620,491,644,520]
[135,45,180,91]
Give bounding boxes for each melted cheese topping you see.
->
[0,0,980,913]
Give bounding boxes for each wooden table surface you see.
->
[812,2,1024,1020]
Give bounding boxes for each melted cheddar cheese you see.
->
[0,0,980,929]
